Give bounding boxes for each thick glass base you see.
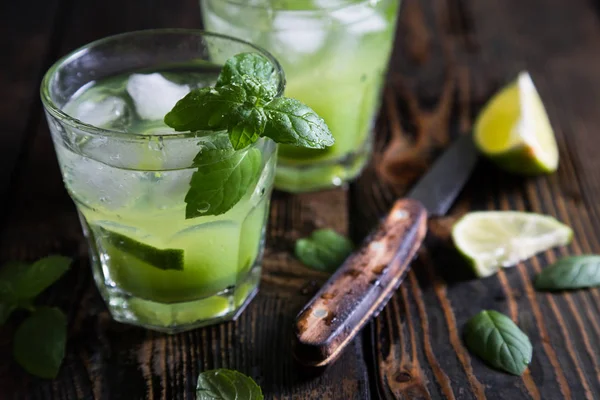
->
[93,262,261,334]
[274,136,373,193]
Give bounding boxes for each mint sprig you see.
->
[0,255,72,379]
[165,52,332,151]
[164,52,334,218]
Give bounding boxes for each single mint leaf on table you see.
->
[535,255,600,291]
[196,369,263,400]
[295,229,354,273]
[216,52,278,96]
[186,148,262,218]
[13,307,67,379]
[464,310,532,376]
[99,227,184,271]
[11,256,71,300]
[263,98,334,149]
[0,257,71,303]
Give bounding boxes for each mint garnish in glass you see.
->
[165,52,334,218]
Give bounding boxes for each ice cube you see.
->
[74,96,127,127]
[58,147,143,210]
[270,14,328,57]
[332,4,387,34]
[127,73,190,121]
[147,169,194,209]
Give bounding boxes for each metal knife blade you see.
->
[293,134,479,367]
[407,133,479,216]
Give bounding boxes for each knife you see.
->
[293,133,479,367]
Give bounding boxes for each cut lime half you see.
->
[474,72,559,175]
[452,211,572,277]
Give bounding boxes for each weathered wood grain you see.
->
[0,0,66,215]
[2,0,600,398]
[357,0,600,399]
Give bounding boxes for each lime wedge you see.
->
[452,211,572,277]
[474,72,559,175]
[99,227,184,271]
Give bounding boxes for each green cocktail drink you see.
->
[202,0,400,192]
[40,31,287,333]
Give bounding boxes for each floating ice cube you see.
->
[127,73,190,121]
[147,169,194,209]
[58,146,143,210]
[74,96,127,127]
[332,4,387,35]
[270,14,328,57]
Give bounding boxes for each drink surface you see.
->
[53,68,275,307]
[202,0,399,190]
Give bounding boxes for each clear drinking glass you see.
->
[202,0,400,192]
[40,30,284,333]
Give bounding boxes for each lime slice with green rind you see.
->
[452,211,572,277]
[99,227,184,271]
[474,72,559,176]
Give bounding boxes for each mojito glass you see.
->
[41,30,284,333]
[202,0,400,192]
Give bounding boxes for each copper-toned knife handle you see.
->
[293,198,428,367]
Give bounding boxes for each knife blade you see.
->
[293,134,479,367]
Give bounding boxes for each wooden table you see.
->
[2,0,600,398]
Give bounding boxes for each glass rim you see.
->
[214,0,372,11]
[40,28,286,142]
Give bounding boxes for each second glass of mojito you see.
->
[202,0,400,192]
[41,31,286,333]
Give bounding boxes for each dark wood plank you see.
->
[0,0,66,212]
[0,1,372,399]
[2,0,600,398]
[355,0,600,398]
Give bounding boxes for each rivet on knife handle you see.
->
[293,198,428,367]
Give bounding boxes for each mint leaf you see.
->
[263,98,334,149]
[185,148,262,218]
[228,106,266,150]
[464,310,532,375]
[14,256,71,300]
[295,229,354,273]
[99,227,184,271]
[196,369,263,400]
[237,75,276,104]
[194,134,236,166]
[0,257,71,302]
[216,52,278,97]
[164,52,333,152]
[14,307,67,379]
[535,255,600,290]
[164,85,246,132]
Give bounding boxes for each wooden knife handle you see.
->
[293,198,428,367]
